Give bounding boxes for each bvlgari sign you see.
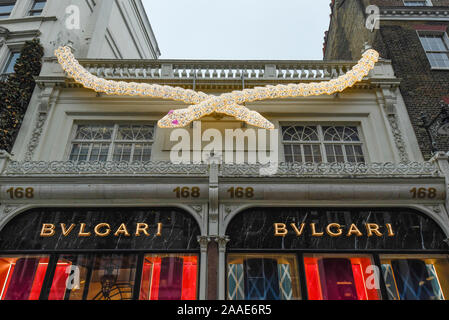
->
[273,223,395,238]
[0,207,201,251]
[226,207,449,251]
[40,223,163,238]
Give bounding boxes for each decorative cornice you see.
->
[380,7,449,21]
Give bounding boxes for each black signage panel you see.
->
[227,207,449,250]
[0,207,201,251]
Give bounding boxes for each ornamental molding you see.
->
[3,161,441,178]
[24,85,58,161]
[219,162,439,178]
[377,88,409,163]
[4,161,209,176]
[380,8,449,21]
[0,204,25,232]
[189,205,204,214]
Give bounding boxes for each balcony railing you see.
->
[73,58,388,82]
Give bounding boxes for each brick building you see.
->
[324,0,449,159]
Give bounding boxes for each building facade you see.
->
[1,0,449,301]
[324,0,449,159]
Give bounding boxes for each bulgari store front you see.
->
[225,207,449,300]
[0,207,201,300]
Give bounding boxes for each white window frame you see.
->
[27,0,46,16]
[1,50,20,75]
[418,31,449,70]
[281,123,368,164]
[66,122,155,163]
[403,0,432,6]
[0,1,16,19]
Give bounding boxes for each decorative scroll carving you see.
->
[387,114,409,163]
[4,161,209,176]
[377,88,409,163]
[4,161,439,177]
[220,162,439,178]
[215,236,230,253]
[24,85,57,161]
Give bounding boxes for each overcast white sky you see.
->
[142,0,331,60]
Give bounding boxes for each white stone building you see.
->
[0,0,449,302]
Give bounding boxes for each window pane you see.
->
[75,125,113,140]
[133,144,152,162]
[0,3,15,16]
[89,143,109,162]
[323,126,360,142]
[227,254,301,300]
[29,0,45,16]
[113,143,132,162]
[284,145,293,163]
[48,255,90,300]
[282,126,318,142]
[304,254,381,300]
[427,53,449,68]
[86,254,137,300]
[31,0,46,10]
[116,125,154,141]
[380,254,449,300]
[3,52,20,74]
[140,254,198,300]
[69,144,81,161]
[0,255,50,300]
[404,1,428,6]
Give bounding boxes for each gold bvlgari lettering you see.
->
[311,223,324,237]
[290,223,305,236]
[40,224,55,237]
[94,223,111,237]
[273,223,395,238]
[136,223,150,237]
[114,223,131,237]
[366,223,383,237]
[347,224,363,237]
[61,223,76,236]
[274,223,288,237]
[79,223,91,237]
[326,223,343,237]
[40,223,164,238]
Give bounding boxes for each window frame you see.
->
[0,250,200,301]
[0,1,16,19]
[225,249,449,301]
[418,31,449,70]
[1,50,20,75]
[281,123,368,164]
[66,122,155,163]
[27,0,46,17]
[403,0,432,6]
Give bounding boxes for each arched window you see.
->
[282,125,365,163]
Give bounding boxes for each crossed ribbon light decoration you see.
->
[55,46,379,130]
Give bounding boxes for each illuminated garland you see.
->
[55,46,379,130]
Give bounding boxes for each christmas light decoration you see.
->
[55,46,379,130]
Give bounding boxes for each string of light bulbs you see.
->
[55,46,379,130]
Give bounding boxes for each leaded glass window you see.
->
[282,125,365,163]
[69,124,154,162]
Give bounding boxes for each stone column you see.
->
[216,236,230,300]
[197,236,211,300]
